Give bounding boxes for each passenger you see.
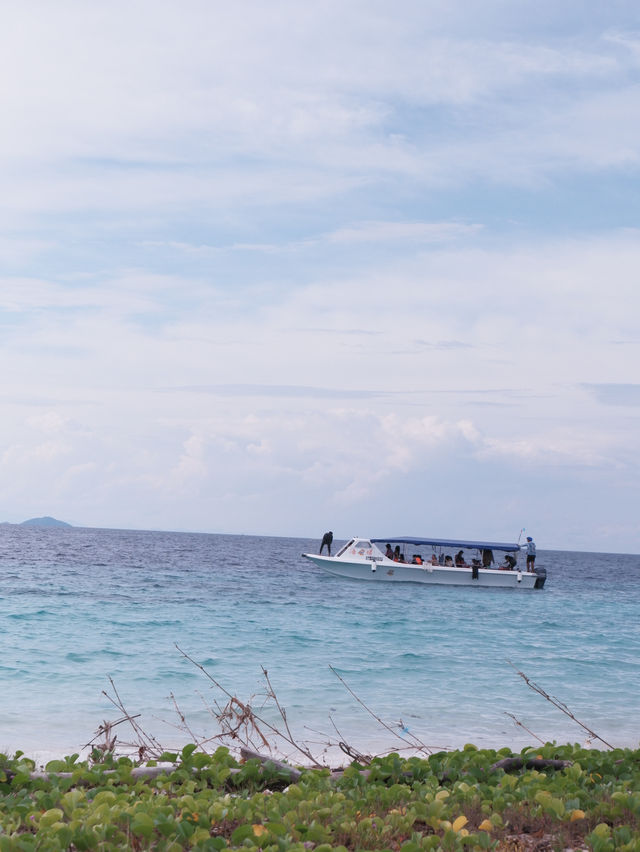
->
[319,531,333,555]
[500,554,517,571]
[393,545,401,562]
[482,549,494,568]
[385,543,394,559]
[471,558,481,567]
[398,552,406,563]
[438,553,445,564]
[455,550,465,567]
[444,554,454,566]
[431,554,439,565]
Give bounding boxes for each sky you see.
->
[1,1,640,552]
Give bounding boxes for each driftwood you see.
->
[5,749,302,787]
[239,747,302,781]
[5,752,573,787]
[241,748,374,782]
[8,764,192,784]
[490,757,573,773]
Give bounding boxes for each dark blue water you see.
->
[0,526,638,762]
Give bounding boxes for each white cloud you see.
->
[478,431,621,469]
[168,434,208,490]
[326,221,483,244]
[25,412,71,434]
[1,2,639,549]
[1,1,638,230]
[148,220,483,256]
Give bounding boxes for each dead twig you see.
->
[95,676,166,761]
[338,741,372,763]
[508,661,615,750]
[175,644,324,767]
[167,691,222,753]
[329,665,435,755]
[504,711,546,745]
[327,715,372,764]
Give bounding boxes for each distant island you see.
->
[18,517,72,528]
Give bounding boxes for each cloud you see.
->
[167,385,390,400]
[26,412,73,434]
[326,222,483,244]
[1,3,640,549]
[478,432,616,469]
[139,220,481,256]
[2,1,639,236]
[583,383,640,406]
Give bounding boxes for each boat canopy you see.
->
[371,536,521,553]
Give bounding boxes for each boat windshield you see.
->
[335,539,356,557]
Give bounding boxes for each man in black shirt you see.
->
[320,531,333,555]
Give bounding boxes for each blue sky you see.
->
[2,1,640,551]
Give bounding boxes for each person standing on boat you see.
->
[482,549,494,568]
[385,543,394,559]
[319,531,333,555]
[524,537,536,572]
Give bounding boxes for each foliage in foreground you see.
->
[1,742,640,850]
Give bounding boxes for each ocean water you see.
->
[1,526,639,764]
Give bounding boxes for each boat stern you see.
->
[534,566,547,589]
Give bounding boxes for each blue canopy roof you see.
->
[371,536,521,553]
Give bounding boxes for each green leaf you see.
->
[45,759,69,772]
[61,788,85,815]
[55,825,74,847]
[181,743,198,761]
[231,824,258,845]
[40,808,65,827]
[131,812,155,839]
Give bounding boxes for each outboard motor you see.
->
[534,566,547,589]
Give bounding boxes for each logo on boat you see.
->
[387,569,395,576]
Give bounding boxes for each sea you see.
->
[1,525,639,766]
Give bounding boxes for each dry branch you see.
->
[83,653,617,776]
[508,661,615,750]
[329,664,436,756]
[504,711,546,745]
[175,644,324,767]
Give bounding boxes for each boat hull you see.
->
[304,554,543,589]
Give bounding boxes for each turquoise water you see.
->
[1,526,638,762]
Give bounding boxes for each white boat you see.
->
[303,536,546,589]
